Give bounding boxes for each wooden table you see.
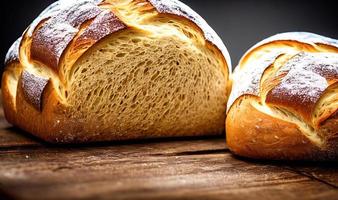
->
[0,105,337,200]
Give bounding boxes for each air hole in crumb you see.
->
[146,60,153,65]
[144,68,149,75]
[163,110,170,116]
[94,88,99,95]
[179,94,186,101]
[116,53,126,57]
[132,94,138,103]
[99,89,104,96]
[151,71,160,80]
[132,38,141,43]
[86,92,92,101]
[137,61,145,67]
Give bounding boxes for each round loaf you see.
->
[226,32,338,160]
[2,0,231,143]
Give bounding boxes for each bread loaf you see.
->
[2,0,231,143]
[226,32,338,160]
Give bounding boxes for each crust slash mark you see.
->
[21,71,49,111]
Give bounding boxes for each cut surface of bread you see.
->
[227,32,338,160]
[2,0,230,143]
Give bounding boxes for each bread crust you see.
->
[21,71,49,111]
[265,52,338,124]
[30,1,103,71]
[4,37,21,65]
[227,32,338,160]
[226,96,326,160]
[2,0,230,143]
[148,0,231,70]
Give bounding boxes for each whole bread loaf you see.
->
[227,32,338,160]
[2,0,231,143]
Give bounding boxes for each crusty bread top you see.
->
[265,52,338,123]
[241,32,338,61]
[5,0,230,71]
[30,1,103,71]
[148,0,231,67]
[76,10,126,43]
[228,32,338,131]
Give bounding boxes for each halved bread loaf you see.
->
[2,0,231,143]
[227,32,338,160]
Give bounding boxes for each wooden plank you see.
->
[0,139,337,200]
[231,157,338,189]
[285,162,338,188]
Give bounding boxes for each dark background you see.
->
[1,0,337,72]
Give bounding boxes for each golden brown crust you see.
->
[265,52,338,124]
[319,110,338,154]
[315,82,338,126]
[227,32,338,161]
[1,64,20,124]
[226,95,337,160]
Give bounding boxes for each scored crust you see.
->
[21,71,49,111]
[265,52,338,124]
[227,95,323,160]
[227,32,338,160]
[30,1,102,71]
[148,0,231,68]
[2,0,231,143]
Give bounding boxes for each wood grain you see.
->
[0,102,337,200]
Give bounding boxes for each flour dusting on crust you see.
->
[21,70,49,111]
[4,37,22,65]
[30,0,103,70]
[31,23,78,70]
[227,51,283,110]
[240,32,338,65]
[229,32,338,112]
[28,0,102,37]
[276,52,338,81]
[266,52,338,116]
[148,0,231,69]
[78,10,127,42]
